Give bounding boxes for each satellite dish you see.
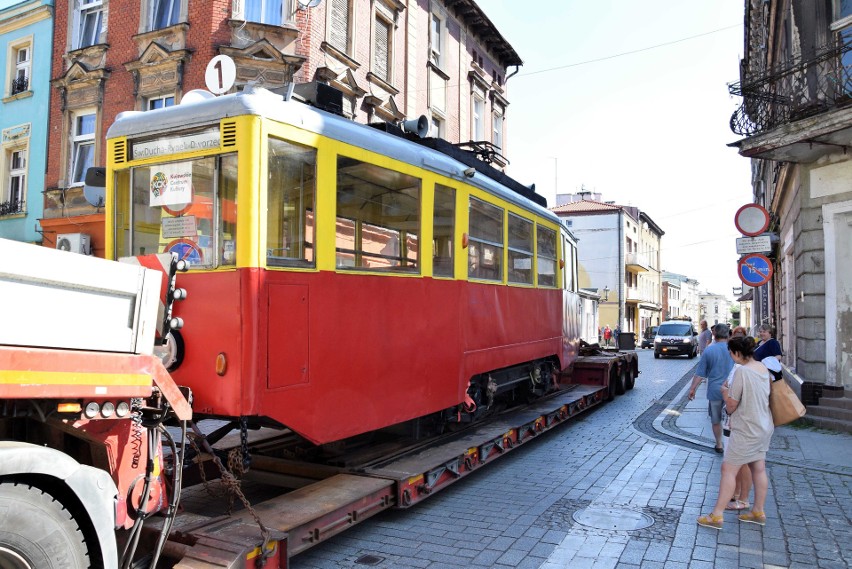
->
[297,0,322,8]
[83,185,105,207]
[181,89,217,105]
[83,167,106,207]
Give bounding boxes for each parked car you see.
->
[653,320,698,359]
[641,326,658,349]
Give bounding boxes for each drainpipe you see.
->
[618,209,624,330]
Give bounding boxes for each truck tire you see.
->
[0,482,90,569]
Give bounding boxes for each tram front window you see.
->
[123,155,238,268]
[267,138,316,267]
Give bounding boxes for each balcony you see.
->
[625,252,651,272]
[10,76,28,95]
[0,198,24,216]
[729,40,852,162]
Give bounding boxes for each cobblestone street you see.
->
[292,350,852,569]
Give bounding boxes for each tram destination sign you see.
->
[132,129,220,160]
[736,235,772,255]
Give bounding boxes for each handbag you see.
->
[769,377,806,427]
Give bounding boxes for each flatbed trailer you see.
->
[0,237,638,568]
[158,381,625,567]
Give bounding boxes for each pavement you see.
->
[280,352,852,569]
[654,376,852,476]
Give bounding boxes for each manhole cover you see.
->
[572,506,654,531]
[355,554,385,565]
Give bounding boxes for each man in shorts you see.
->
[688,324,734,453]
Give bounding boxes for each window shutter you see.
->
[374,18,390,81]
[329,0,349,53]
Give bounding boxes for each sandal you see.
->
[697,513,723,529]
[714,446,724,454]
[725,500,750,511]
[738,511,766,526]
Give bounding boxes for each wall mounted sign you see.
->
[734,203,771,236]
[736,235,773,255]
[738,253,773,287]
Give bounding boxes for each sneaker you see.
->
[697,513,723,529]
[738,511,766,526]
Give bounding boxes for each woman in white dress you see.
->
[698,336,774,529]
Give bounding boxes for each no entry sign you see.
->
[734,203,771,237]
[738,253,773,287]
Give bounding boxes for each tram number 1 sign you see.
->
[206,55,236,95]
[738,253,773,287]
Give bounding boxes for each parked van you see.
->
[641,326,658,349]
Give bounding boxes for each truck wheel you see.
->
[626,368,636,390]
[0,482,90,569]
[615,367,627,395]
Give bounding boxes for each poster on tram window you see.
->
[150,162,192,207]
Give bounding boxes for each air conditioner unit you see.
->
[56,233,91,255]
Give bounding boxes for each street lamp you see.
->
[601,286,609,301]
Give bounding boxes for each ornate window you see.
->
[245,0,285,25]
[327,0,353,55]
[73,0,104,50]
[373,14,392,83]
[11,43,31,95]
[150,0,181,30]
[1,147,26,215]
[70,111,96,186]
[147,94,175,110]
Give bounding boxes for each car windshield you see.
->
[658,323,692,336]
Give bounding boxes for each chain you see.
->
[240,416,251,472]
[187,422,273,566]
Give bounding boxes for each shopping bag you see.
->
[769,377,806,427]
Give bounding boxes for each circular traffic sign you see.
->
[738,253,773,287]
[205,55,236,95]
[734,203,770,236]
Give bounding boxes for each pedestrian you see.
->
[754,323,782,363]
[613,325,621,348]
[698,335,773,529]
[697,320,712,355]
[688,324,734,453]
[722,325,752,512]
[603,325,612,347]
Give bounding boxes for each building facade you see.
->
[662,271,701,324]
[729,0,852,398]
[552,193,665,339]
[700,292,730,327]
[0,0,52,244]
[39,0,519,255]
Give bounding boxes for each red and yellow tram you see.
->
[104,86,582,445]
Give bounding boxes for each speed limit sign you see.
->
[205,55,236,95]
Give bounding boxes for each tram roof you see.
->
[107,87,560,224]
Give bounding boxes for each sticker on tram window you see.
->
[150,162,193,207]
[161,215,198,239]
[165,238,203,265]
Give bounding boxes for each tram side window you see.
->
[336,156,420,271]
[129,155,236,269]
[537,225,557,287]
[468,197,503,281]
[563,236,576,292]
[267,138,317,267]
[433,184,455,277]
[508,213,533,284]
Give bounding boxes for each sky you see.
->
[477,1,751,299]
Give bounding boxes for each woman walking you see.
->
[698,336,774,529]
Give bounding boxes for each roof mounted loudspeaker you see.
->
[401,115,429,138]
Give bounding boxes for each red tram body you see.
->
[105,87,583,445]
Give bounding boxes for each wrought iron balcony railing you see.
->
[729,40,852,137]
[0,198,24,216]
[10,76,29,95]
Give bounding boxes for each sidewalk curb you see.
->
[651,367,852,477]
